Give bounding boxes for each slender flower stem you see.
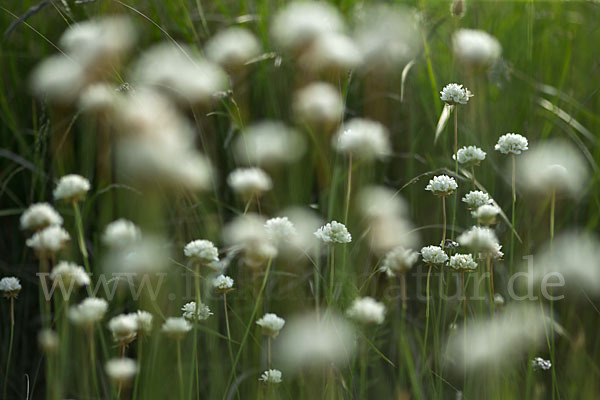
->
[177,340,184,400]
[132,340,143,400]
[461,271,466,320]
[73,202,91,274]
[400,272,407,311]
[267,337,272,368]
[550,189,556,245]
[471,165,476,188]
[423,265,432,357]
[487,254,495,314]
[451,107,458,241]
[188,266,202,398]
[329,246,335,302]
[509,154,516,274]
[2,298,15,399]
[223,294,240,400]
[344,154,353,225]
[89,329,100,398]
[441,196,447,247]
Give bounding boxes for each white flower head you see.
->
[453,146,486,166]
[30,55,86,104]
[457,226,499,254]
[182,301,213,322]
[38,329,59,353]
[108,314,138,344]
[69,297,108,327]
[259,369,282,384]
[293,82,343,129]
[462,190,493,210]
[333,118,391,161]
[79,83,119,113]
[265,217,297,245]
[205,27,261,70]
[102,219,141,249]
[425,175,458,197]
[448,253,478,272]
[103,236,169,275]
[184,239,219,265]
[26,225,70,256]
[440,83,473,105]
[299,32,363,73]
[227,168,273,198]
[472,204,501,225]
[257,313,286,338]
[420,245,449,266]
[50,261,90,290]
[20,203,63,231]
[453,29,501,67]
[234,121,306,166]
[53,174,90,202]
[161,317,192,340]
[106,358,138,385]
[223,214,277,268]
[381,247,418,277]
[134,310,153,334]
[532,357,552,371]
[347,296,386,325]
[314,221,352,244]
[213,275,234,293]
[495,133,528,155]
[0,277,22,298]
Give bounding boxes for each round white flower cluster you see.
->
[453,146,486,165]
[425,175,458,197]
[26,225,71,255]
[448,253,478,272]
[299,32,363,73]
[265,217,297,244]
[20,203,63,231]
[259,369,282,384]
[457,226,499,254]
[314,221,352,244]
[472,204,501,225]
[495,133,528,155]
[0,277,22,298]
[234,121,306,167]
[181,301,213,322]
[453,29,501,67]
[38,329,59,353]
[204,27,261,70]
[161,317,192,340]
[53,174,90,202]
[69,297,109,326]
[184,239,219,265]
[213,275,234,292]
[531,357,552,371]
[223,214,278,268]
[346,296,386,325]
[421,245,449,266]
[440,83,473,105]
[102,219,141,248]
[257,313,286,338]
[293,82,343,129]
[105,358,138,385]
[381,247,418,277]
[462,190,493,210]
[135,310,153,334]
[50,261,90,288]
[333,118,391,161]
[227,167,273,198]
[108,314,138,344]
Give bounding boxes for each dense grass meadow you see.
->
[2,0,600,399]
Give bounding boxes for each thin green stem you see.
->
[487,254,495,314]
[132,340,143,400]
[2,298,15,399]
[441,196,447,247]
[550,189,556,244]
[177,340,184,400]
[73,202,91,274]
[451,107,458,241]
[423,265,432,358]
[344,154,352,225]
[510,154,516,274]
[329,246,335,302]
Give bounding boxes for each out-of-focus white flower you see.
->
[516,140,589,197]
[440,83,473,105]
[271,2,344,52]
[205,27,261,70]
[333,118,391,160]
[103,236,169,274]
[161,317,192,339]
[314,221,352,244]
[132,43,227,106]
[493,293,505,307]
[256,313,286,338]
[276,207,323,260]
[106,358,138,385]
[495,133,528,155]
[358,186,407,220]
[472,204,501,225]
[234,121,305,166]
[259,369,282,384]
[531,357,552,371]
[381,247,418,277]
[38,329,59,353]
[184,240,219,265]
[453,146,486,166]
[265,217,297,245]
[108,314,138,344]
[347,297,386,325]
[354,5,420,72]
[20,203,63,231]
[274,311,356,372]
[30,55,86,103]
[453,29,501,67]
[227,168,273,198]
[53,174,90,202]
[79,83,119,112]
[421,245,449,266]
[69,297,108,327]
[298,32,362,73]
[182,301,213,322]
[223,214,277,268]
[134,310,153,334]
[50,261,90,289]
[426,175,458,196]
[102,219,142,249]
[293,82,343,129]
[457,226,499,254]
[489,243,504,261]
[462,190,493,210]
[213,275,234,292]
[26,225,70,255]
[0,277,21,298]
[448,253,478,272]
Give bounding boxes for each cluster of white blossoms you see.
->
[26,225,71,256]
[265,217,297,245]
[53,174,90,203]
[108,314,138,344]
[346,297,386,325]
[333,118,391,161]
[69,297,109,327]
[102,219,141,249]
[38,329,59,354]
[259,369,282,384]
[299,32,363,74]
[426,175,458,197]
[79,83,117,113]
[440,83,473,105]
[462,190,493,210]
[453,146,486,166]
[204,27,261,70]
[134,310,154,335]
[531,357,552,371]
[448,254,478,272]
[421,245,449,266]
[472,204,501,225]
[103,236,169,275]
[293,82,343,129]
[223,214,277,267]
[381,247,419,277]
[234,121,306,167]
[453,29,502,67]
[184,239,219,265]
[494,133,529,155]
[213,275,234,292]
[227,167,273,198]
[457,226,499,254]
[0,277,22,298]
[105,358,138,385]
[181,301,213,322]
[161,317,192,340]
[256,313,286,338]
[20,203,63,231]
[49,261,90,289]
[314,221,352,244]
